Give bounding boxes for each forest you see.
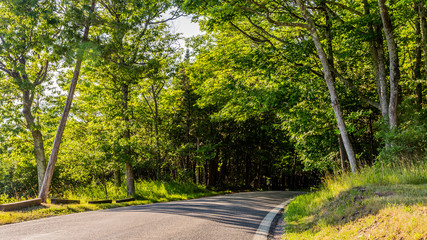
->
[0,0,426,202]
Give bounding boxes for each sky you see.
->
[168,15,203,48]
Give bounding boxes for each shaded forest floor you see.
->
[284,163,427,239]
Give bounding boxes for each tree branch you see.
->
[33,60,49,86]
[142,93,154,115]
[237,3,309,29]
[294,63,324,78]
[331,66,380,110]
[229,22,269,43]
[149,9,185,24]
[324,1,363,16]
[246,16,285,43]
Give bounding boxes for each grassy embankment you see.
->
[0,180,225,225]
[284,162,427,239]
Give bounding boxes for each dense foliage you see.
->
[0,0,426,199]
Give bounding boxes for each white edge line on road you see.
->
[253,198,293,240]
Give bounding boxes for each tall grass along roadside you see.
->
[284,162,427,239]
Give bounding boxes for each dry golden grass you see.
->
[310,205,427,240]
[286,185,427,239]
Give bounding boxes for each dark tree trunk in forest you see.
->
[419,2,427,103]
[378,0,400,130]
[114,166,121,187]
[195,138,200,184]
[338,135,347,173]
[151,85,161,177]
[415,3,423,107]
[22,90,46,192]
[292,155,297,189]
[207,158,218,187]
[122,83,135,196]
[38,0,96,203]
[296,0,357,173]
[245,153,251,187]
[143,84,163,179]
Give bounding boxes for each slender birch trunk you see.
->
[363,0,389,123]
[322,5,348,173]
[296,0,357,173]
[378,0,400,130]
[419,2,427,103]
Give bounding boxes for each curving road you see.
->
[0,191,302,240]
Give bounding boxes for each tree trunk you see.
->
[122,83,135,196]
[364,0,389,122]
[21,90,46,192]
[195,137,200,184]
[323,6,348,174]
[114,166,121,187]
[415,3,423,107]
[207,157,218,187]
[296,0,357,173]
[38,0,96,202]
[152,86,161,177]
[419,2,427,103]
[338,135,347,173]
[378,0,400,130]
[125,162,135,196]
[375,27,390,121]
[32,130,46,192]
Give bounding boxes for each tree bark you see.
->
[296,0,357,173]
[151,85,161,177]
[375,27,390,121]
[114,166,121,187]
[21,90,46,192]
[195,137,200,184]
[419,2,427,103]
[121,83,135,196]
[207,157,218,187]
[415,3,423,107]
[378,0,400,130]
[32,130,46,192]
[38,0,96,202]
[338,135,347,173]
[125,162,135,196]
[322,5,348,174]
[364,0,389,122]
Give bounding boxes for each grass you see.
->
[0,180,227,225]
[284,162,427,239]
[61,180,218,202]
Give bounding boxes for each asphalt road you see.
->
[0,191,302,240]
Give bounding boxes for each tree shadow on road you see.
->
[105,191,303,234]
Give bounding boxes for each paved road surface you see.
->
[0,191,302,240]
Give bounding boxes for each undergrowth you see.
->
[60,180,213,202]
